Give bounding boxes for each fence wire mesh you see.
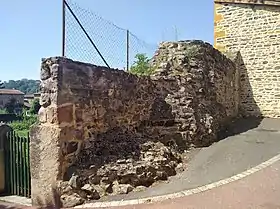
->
[64,0,158,70]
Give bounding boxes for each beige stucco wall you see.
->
[214,2,280,117]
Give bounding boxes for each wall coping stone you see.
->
[215,0,280,6]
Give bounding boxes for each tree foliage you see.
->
[3,79,40,94]
[129,53,155,76]
[4,98,21,114]
[0,109,7,114]
[29,98,41,114]
[9,114,38,137]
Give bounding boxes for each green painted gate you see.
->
[4,131,31,197]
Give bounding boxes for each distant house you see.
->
[24,93,40,104]
[0,89,24,109]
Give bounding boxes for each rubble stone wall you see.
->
[31,41,240,207]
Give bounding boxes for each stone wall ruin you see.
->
[30,40,240,207]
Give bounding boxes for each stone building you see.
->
[214,0,280,117]
[0,89,24,109]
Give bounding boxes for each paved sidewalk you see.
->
[0,201,27,209]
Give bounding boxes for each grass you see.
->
[0,108,7,114]
[9,114,38,137]
[15,129,29,137]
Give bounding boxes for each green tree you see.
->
[5,98,17,113]
[3,79,40,94]
[10,114,38,137]
[29,98,41,114]
[129,53,155,76]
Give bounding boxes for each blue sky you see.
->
[0,0,214,81]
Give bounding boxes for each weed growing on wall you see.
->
[129,53,155,76]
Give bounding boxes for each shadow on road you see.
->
[217,116,263,141]
[216,51,263,142]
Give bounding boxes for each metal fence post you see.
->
[126,30,129,71]
[62,0,66,57]
[64,1,110,68]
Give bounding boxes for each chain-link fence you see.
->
[63,0,158,70]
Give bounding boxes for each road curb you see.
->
[76,153,280,208]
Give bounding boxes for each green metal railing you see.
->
[4,131,31,197]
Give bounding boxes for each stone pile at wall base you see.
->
[31,40,240,207]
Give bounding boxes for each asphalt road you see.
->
[99,118,280,202]
[112,155,280,209]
